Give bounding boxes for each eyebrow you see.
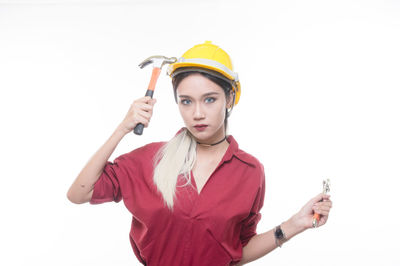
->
[178,92,220,98]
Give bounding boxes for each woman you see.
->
[67,41,332,266]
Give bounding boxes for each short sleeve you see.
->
[89,157,124,204]
[240,167,266,247]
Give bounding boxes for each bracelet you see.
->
[273,224,287,248]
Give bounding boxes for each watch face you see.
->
[275,227,284,239]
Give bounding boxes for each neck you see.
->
[196,136,227,147]
[195,136,229,156]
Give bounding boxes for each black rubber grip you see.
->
[133,123,144,135]
[133,90,154,135]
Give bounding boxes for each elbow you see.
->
[66,189,87,204]
[235,258,247,266]
[233,260,246,266]
[66,191,79,204]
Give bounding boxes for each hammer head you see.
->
[139,55,177,69]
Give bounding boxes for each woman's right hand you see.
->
[118,96,157,135]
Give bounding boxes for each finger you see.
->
[313,204,332,214]
[310,194,332,206]
[136,108,152,120]
[137,110,152,120]
[143,96,152,102]
[318,217,328,226]
[144,96,157,106]
[312,209,327,216]
[135,115,149,128]
[132,96,148,105]
[322,194,331,200]
[314,200,332,208]
[309,193,325,205]
[313,206,331,216]
[149,98,157,106]
[315,205,332,213]
[319,210,330,216]
[135,102,154,112]
[143,104,154,114]
[323,200,333,208]
[133,96,152,106]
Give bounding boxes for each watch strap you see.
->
[274,225,287,248]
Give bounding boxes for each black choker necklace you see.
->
[196,136,227,147]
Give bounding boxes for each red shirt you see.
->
[90,135,265,266]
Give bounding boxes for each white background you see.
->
[1,0,399,265]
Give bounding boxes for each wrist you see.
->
[273,225,287,248]
[112,125,129,141]
[116,123,130,136]
[281,216,306,241]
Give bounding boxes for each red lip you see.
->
[194,124,208,131]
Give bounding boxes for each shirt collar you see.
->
[222,135,256,167]
[174,128,256,168]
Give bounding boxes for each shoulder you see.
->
[229,138,265,188]
[235,149,262,167]
[235,149,264,174]
[116,141,166,163]
[133,141,166,154]
[229,136,263,170]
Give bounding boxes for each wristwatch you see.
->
[274,225,287,248]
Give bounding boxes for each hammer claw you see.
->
[138,55,177,69]
[138,60,153,69]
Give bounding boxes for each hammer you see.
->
[134,55,177,135]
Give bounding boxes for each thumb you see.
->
[310,193,331,206]
[149,98,157,106]
[310,193,325,205]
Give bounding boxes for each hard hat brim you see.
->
[168,61,236,81]
[169,66,241,106]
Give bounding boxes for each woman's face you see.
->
[176,73,232,144]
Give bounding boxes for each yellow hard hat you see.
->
[167,41,241,105]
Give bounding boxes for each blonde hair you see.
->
[154,71,232,210]
[153,128,197,210]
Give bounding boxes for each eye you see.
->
[205,97,216,103]
[180,99,191,105]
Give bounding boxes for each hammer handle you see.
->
[146,67,161,92]
[133,67,160,135]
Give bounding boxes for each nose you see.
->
[193,102,205,120]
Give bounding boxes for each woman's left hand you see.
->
[290,193,333,231]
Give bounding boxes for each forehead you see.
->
[176,73,224,97]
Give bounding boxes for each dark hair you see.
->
[172,71,233,130]
[172,71,232,100]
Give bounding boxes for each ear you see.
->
[226,90,234,108]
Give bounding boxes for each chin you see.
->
[196,130,225,144]
[187,127,209,140]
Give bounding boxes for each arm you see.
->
[66,126,127,204]
[66,96,156,204]
[237,193,332,265]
